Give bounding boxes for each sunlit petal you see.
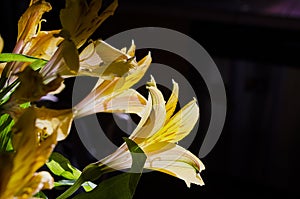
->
[74,88,146,118]
[130,78,166,140]
[165,80,179,122]
[148,98,199,144]
[78,40,133,78]
[144,142,204,187]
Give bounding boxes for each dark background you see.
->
[1,0,300,198]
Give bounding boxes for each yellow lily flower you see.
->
[2,0,62,80]
[99,78,205,187]
[73,48,152,118]
[20,47,150,141]
[59,0,118,48]
[17,0,51,48]
[29,42,151,141]
[0,108,56,199]
[14,0,61,59]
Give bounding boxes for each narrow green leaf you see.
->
[0,53,41,63]
[0,114,14,152]
[0,79,20,105]
[0,53,47,71]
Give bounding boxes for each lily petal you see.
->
[130,78,166,140]
[78,40,133,78]
[0,108,57,199]
[34,107,73,141]
[144,143,205,187]
[15,171,54,198]
[17,0,51,44]
[127,40,136,57]
[114,52,152,92]
[74,88,146,118]
[23,30,63,60]
[148,98,199,144]
[165,80,179,122]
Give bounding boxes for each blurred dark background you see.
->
[1,0,300,198]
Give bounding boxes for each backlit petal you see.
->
[74,89,146,118]
[144,143,205,187]
[165,80,179,122]
[78,40,133,78]
[130,79,166,140]
[148,98,199,144]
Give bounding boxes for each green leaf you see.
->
[0,79,20,105]
[72,138,147,199]
[0,53,48,70]
[46,152,96,192]
[0,53,47,71]
[0,114,14,152]
[46,152,81,180]
[0,53,41,63]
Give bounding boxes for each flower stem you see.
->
[57,176,85,199]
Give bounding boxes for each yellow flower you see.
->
[73,47,152,118]
[1,0,63,81]
[99,77,205,187]
[59,0,118,48]
[22,47,150,141]
[0,108,56,199]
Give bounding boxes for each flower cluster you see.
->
[0,0,205,198]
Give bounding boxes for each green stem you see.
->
[57,176,85,199]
